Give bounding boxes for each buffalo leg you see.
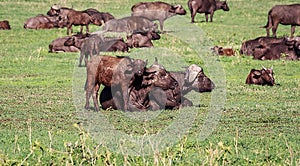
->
[190,10,197,23]
[92,84,100,111]
[272,21,279,37]
[205,13,209,22]
[210,11,214,22]
[159,20,164,32]
[291,25,296,37]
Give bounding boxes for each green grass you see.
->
[0,0,299,165]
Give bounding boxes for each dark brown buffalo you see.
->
[251,37,300,60]
[79,34,128,67]
[47,5,91,35]
[24,14,67,29]
[131,1,186,32]
[100,59,179,111]
[263,4,300,37]
[159,64,215,108]
[188,0,229,23]
[212,46,235,56]
[49,33,89,53]
[246,67,275,86]
[83,8,115,26]
[126,30,160,48]
[0,20,11,30]
[85,55,147,111]
[240,37,288,56]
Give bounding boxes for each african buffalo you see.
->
[263,4,300,37]
[47,5,92,35]
[102,16,158,34]
[85,55,147,111]
[240,37,285,56]
[241,36,300,60]
[100,58,179,111]
[126,30,160,48]
[24,14,67,29]
[212,46,235,56]
[131,1,186,32]
[79,34,128,67]
[48,33,89,53]
[246,67,275,86]
[0,20,11,30]
[188,0,229,23]
[83,8,115,26]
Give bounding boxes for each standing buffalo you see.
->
[100,58,180,111]
[47,5,92,35]
[0,20,11,30]
[131,1,186,32]
[187,0,229,23]
[245,67,275,86]
[263,4,300,37]
[102,16,158,34]
[84,55,147,111]
[83,8,115,26]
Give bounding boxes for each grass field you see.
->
[0,0,299,165]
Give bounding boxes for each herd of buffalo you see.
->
[1,0,299,111]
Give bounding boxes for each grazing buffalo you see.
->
[100,58,179,111]
[102,16,158,34]
[126,30,161,48]
[212,46,235,56]
[246,67,275,86]
[47,5,92,35]
[24,14,67,29]
[0,20,11,30]
[83,8,115,26]
[263,4,300,37]
[131,1,186,32]
[188,0,229,23]
[79,34,128,67]
[85,55,147,111]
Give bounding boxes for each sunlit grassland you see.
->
[0,0,299,165]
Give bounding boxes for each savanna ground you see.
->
[0,0,299,165]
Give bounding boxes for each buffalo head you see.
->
[184,64,215,92]
[246,67,275,86]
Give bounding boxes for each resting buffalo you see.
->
[212,46,235,56]
[188,0,229,23]
[85,55,147,111]
[48,33,89,53]
[24,14,67,29]
[47,5,91,35]
[131,1,186,32]
[164,64,215,108]
[263,4,300,37]
[102,16,158,34]
[126,30,161,48]
[240,37,285,56]
[100,58,179,111]
[241,36,300,60]
[0,20,11,30]
[246,67,275,86]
